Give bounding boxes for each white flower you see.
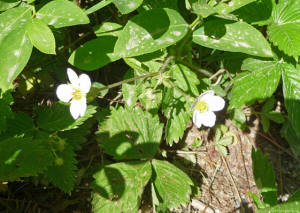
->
[192,90,225,128]
[56,68,91,119]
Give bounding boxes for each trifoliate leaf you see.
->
[162,87,191,145]
[114,8,188,57]
[193,18,273,58]
[0,138,53,181]
[265,111,285,124]
[281,63,300,136]
[215,144,228,156]
[0,112,34,140]
[36,0,89,28]
[0,7,33,92]
[262,97,276,113]
[252,148,277,207]
[92,161,152,213]
[229,108,246,130]
[229,58,282,109]
[44,143,77,193]
[267,0,300,58]
[151,160,193,209]
[36,103,97,132]
[97,106,163,160]
[261,114,270,132]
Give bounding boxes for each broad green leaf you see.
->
[0,7,33,92]
[112,0,143,14]
[44,143,77,193]
[0,91,13,133]
[151,160,193,209]
[92,161,152,213]
[0,0,19,11]
[122,82,142,107]
[233,0,274,26]
[0,138,53,181]
[229,58,282,109]
[93,22,122,37]
[141,0,178,10]
[96,106,163,160]
[193,18,273,57]
[36,0,89,28]
[114,8,188,57]
[68,36,121,71]
[215,144,228,156]
[261,114,270,132]
[281,63,300,136]
[215,0,256,14]
[267,0,300,58]
[87,82,109,102]
[162,87,191,145]
[252,148,277,207]
[26,18,56,54]
[262,97,276,113]
[36,102,97,132]
[188,0,216,17]
[281,120,300,157]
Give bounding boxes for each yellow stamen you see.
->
[72,88,82,100]
[195,101,208,112]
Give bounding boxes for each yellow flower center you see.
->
[72,88,83,100]
[195,101,208,113]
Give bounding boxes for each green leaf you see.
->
[170,64,200,97]
[215,144,228,156]
[218,136,233,146]
[0,0,19,11]
[262,97,276,113]
[261,114,270,132]
[215,0,256,14]
[267,0,300,58]
[0,112,34,140]
[112,0,143,14]
[0,7,33,92]
[141,0,178,10]
[87,82,109,102]
[36,102,97,132]
[92,161,152,213]
[229,108,246,130]
[233,0,274,26]
[0,138,53,181]
[114,8,188,57]
[193,18,273,57]
[188,0,216,18]
[68,36,121,71]
[93,22,122,37]
[229,58,282,109]
[97,106,163,160]
[281,120,300,157]
[36,0,89,28]
[162,88,191,145]
[26,18,56,54]
[257,198,300,212]
[0,92,13,133]
[265,111,285,124]
[281,63,300,136]
[252,148,277,207]
[44,143,77,193]
[122,82,142,107]
[151,160,193,209]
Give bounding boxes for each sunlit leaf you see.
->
[92,161,152,213]
[112,0,143,14]
[36,0,89,28]
[193,18,273,57]
[115,8,188,57]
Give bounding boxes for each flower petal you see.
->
[202,95,225,112]
[70,100,82,119]
[193,111,202,128]
[56,84,72,102]
[197,111,216,127]
[79,97,87,117]
[79,74,91,94]
[67,68,79,87]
